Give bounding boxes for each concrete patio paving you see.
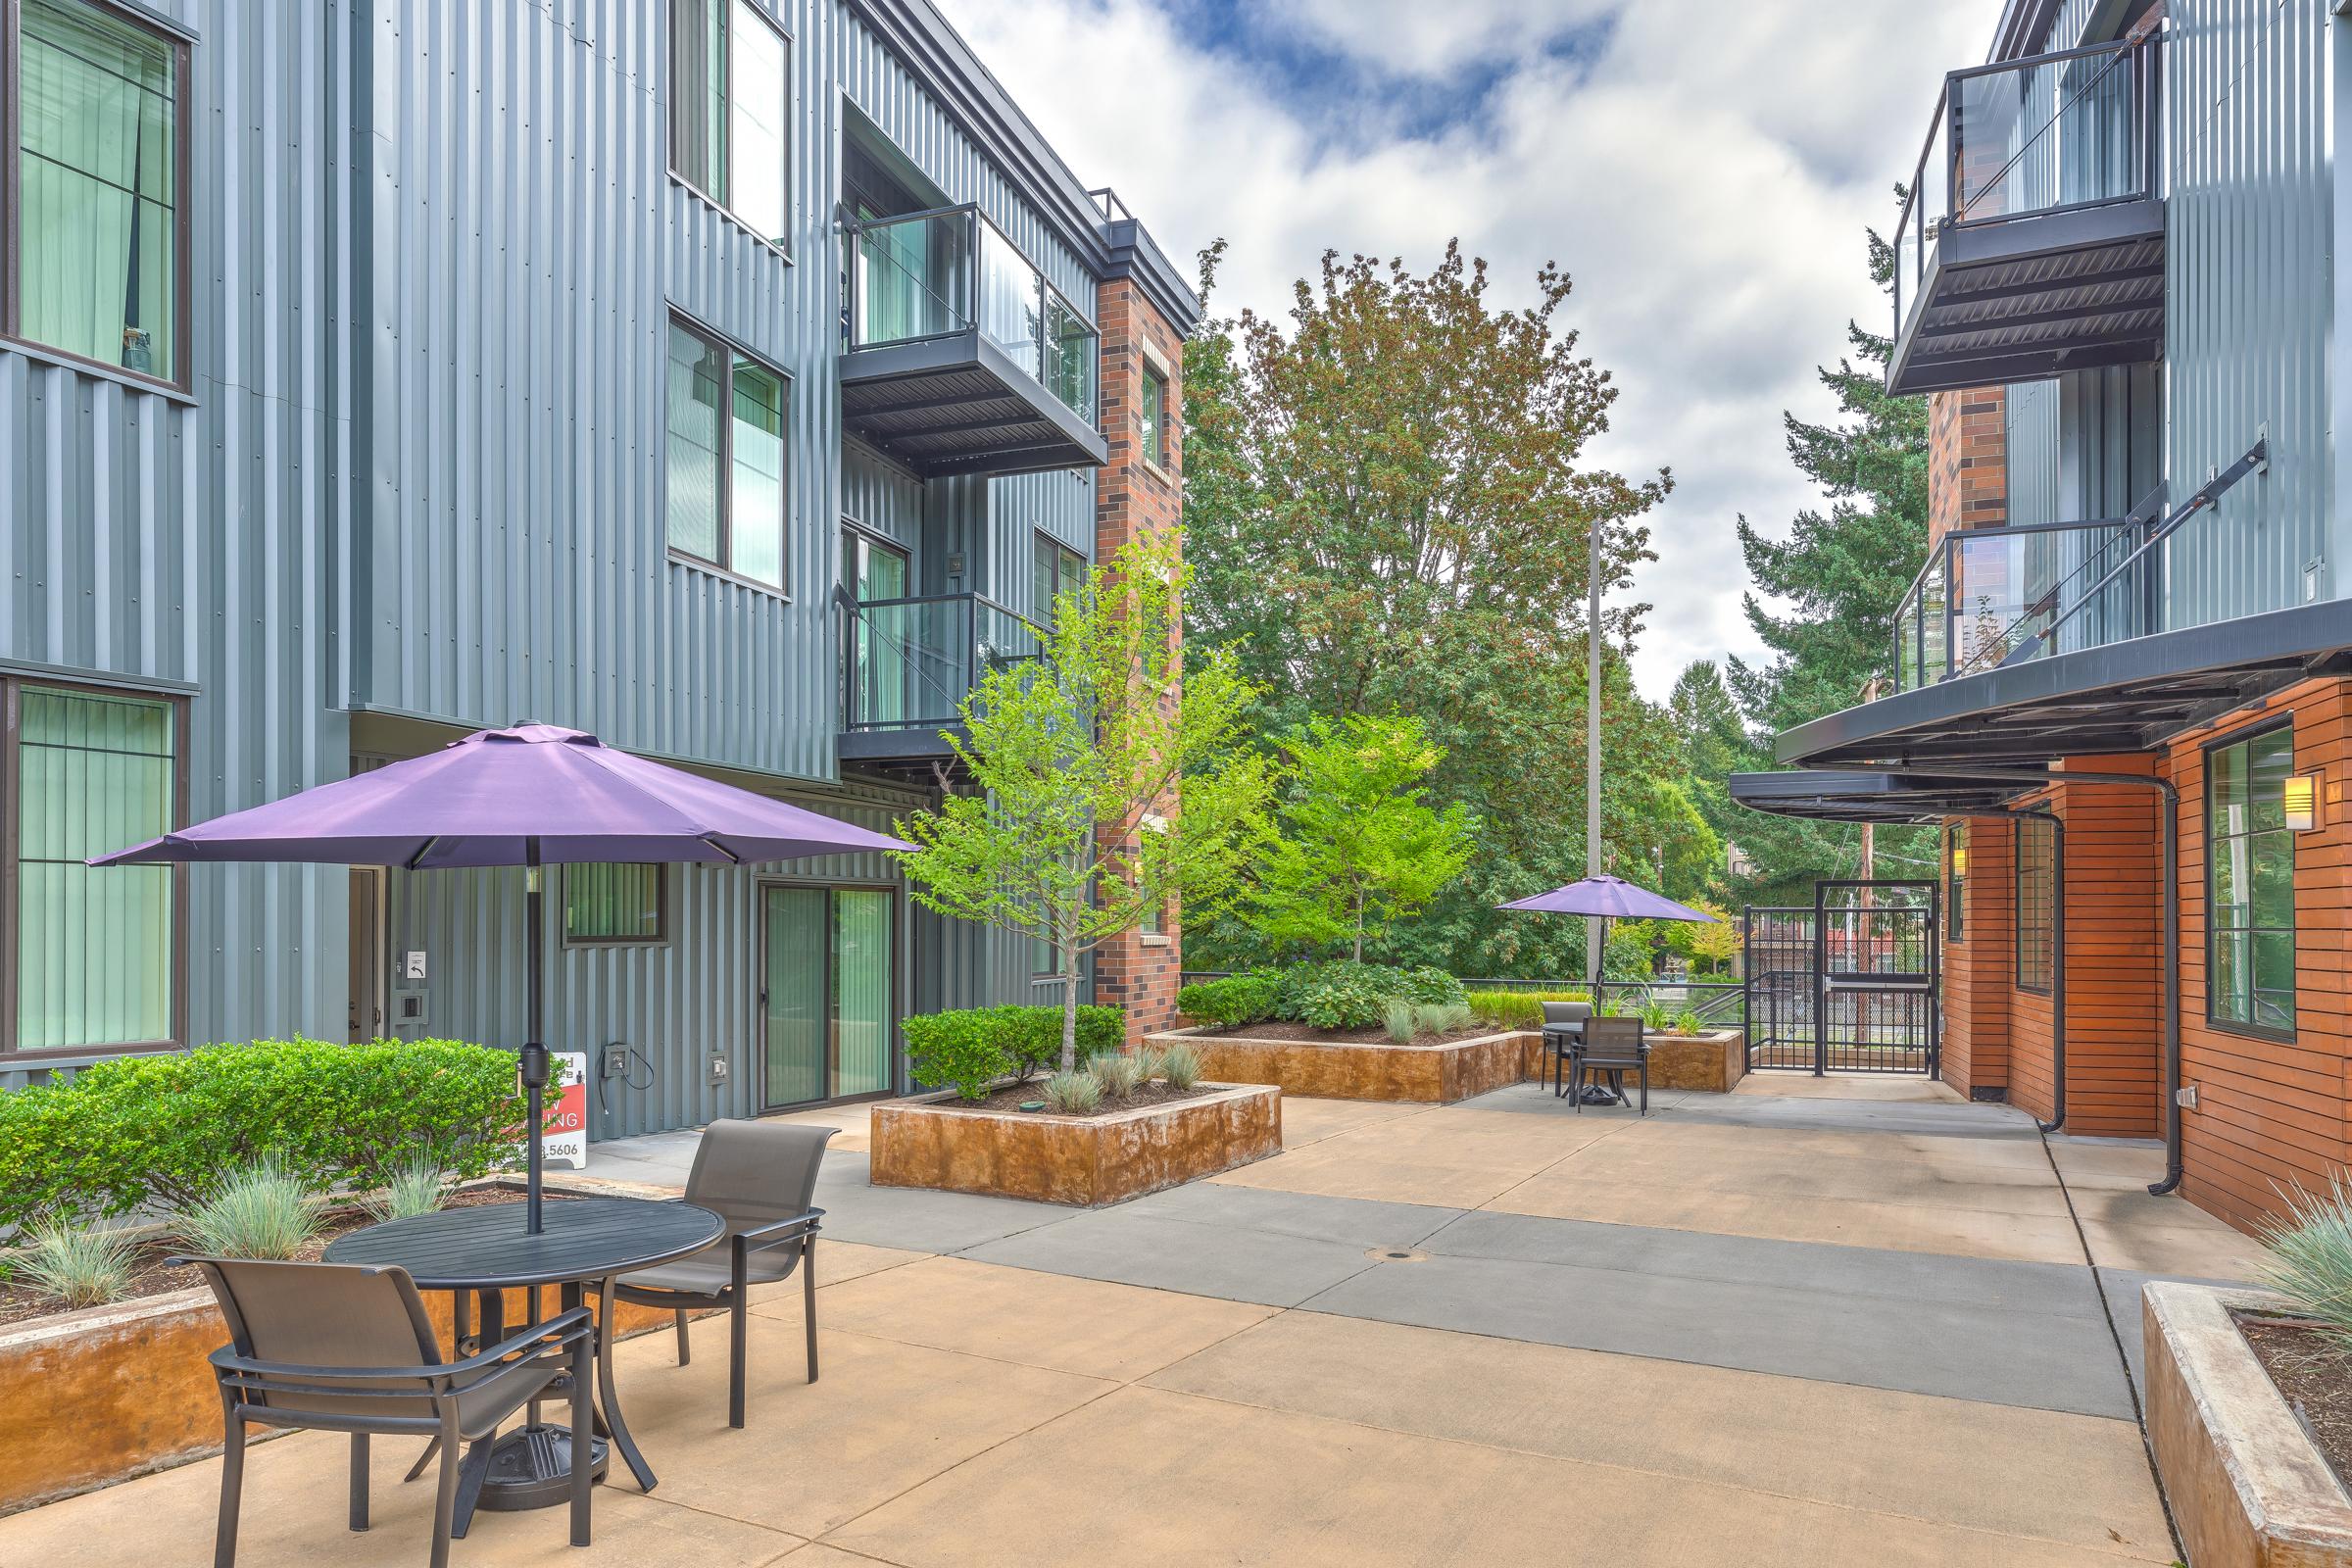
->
[0,1072,2266,1565]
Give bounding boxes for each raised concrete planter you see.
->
[1521,1029,1746,1095]
[1152,1027,1526,1103]
[2144,1280,2352,1567]
[0,1180,702,1517]
[869,1083,1280,1206]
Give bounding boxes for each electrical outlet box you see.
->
[708,1055,730,1086]
[2176,1083,2200,1109]
[603,1045,629,1080]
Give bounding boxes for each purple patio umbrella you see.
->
[1498,874,1720,990]
[92,722,908,1232]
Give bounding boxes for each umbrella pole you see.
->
[521,839,547,1236]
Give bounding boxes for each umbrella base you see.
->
[470,1425,608,1513]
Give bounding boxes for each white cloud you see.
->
[943,0,1999,699]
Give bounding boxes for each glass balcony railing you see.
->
[1892,34,2157,333]
[843,593,1044,735]
[1893,517,2150,693]
[846,204,1100,424]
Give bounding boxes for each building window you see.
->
[664,317,787,591]
[2208,722,2295,1036]
[7,682,180,1052]
[6,0,190,388]
[2014,816,2052,995]
[1031,532,1086,628]
[1138,365,1170,468]
[668,0,789,250]
[1945,824,1966,945]
[564,863,664,944]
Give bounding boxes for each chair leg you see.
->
[428,1412,462,1568]
[349,1432,368,1531]
[1640,1062,1649,1116]
[673,1308,691,1367]
[214,1405,246,1568]
[1572,1058,1584,1113]
[804,1236,819,1384]
[729,1289,748,1429]
[569,1331,594,1546]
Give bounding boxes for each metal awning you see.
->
[1775,601,2352,773]
[1729,770,2026,825]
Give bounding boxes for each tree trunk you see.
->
[1059,952,1081,1076]
[1352,893,1366,964]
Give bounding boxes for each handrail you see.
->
[851,590,1034,626]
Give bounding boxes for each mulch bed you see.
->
[0,1187,564,1331]
[933,1081,1220,1118]
[1190,1020,1500,1045]
[2240,1316,2352,1492]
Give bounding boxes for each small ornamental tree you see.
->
[1250,713,1476,962]
[891,528,1274,1074]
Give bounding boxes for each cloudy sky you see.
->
[946,0,2000,697]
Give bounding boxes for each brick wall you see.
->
[1092,277,1187,1046]
[1927,386,2007,544]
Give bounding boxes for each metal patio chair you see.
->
[1570,1015,1650,1114]
[609,1119,831,1428]
[1540,1001,1592,1096]
[186,1255,594,1568]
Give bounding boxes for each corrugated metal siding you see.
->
[2161,0,2332,624]
[2006,378,2062,528]
[0,0,355,1067]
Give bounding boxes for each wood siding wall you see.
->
[1941,818,2014,1098]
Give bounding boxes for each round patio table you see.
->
[324,1195,722,1533]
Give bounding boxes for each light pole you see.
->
[1586,517,1604,989]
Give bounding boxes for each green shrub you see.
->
[0,1039,525,1230]
[2260,1175,2352,1352]
[1461,991,1592,1031]
[906,1004,1126,1098]
[15,1219,140,1308]
[177,1158,324,1260]
[1175,974,1281,1028]
[1044,1070,1102,1115]
[1158,1042,1202,1092]
[1383,1000,1418,1044]
[1396,967,1467,1007]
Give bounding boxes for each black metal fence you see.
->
[1740,885,1940,1076]
[1175,972,1745,1024]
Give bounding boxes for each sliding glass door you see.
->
[760,885,896,1108]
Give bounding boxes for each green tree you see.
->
[891,528,1275,1071]
[1726,222,1935,896]
[1182,241,1674,976]
[1250,713,1476,961]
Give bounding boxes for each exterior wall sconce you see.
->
[1950,843,1968,876]
[2284,772,2322,832]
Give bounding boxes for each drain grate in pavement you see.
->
[1366,1246,1430,1263]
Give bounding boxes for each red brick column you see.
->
[1927,386,2007,546]
[1093,277,1186,1046]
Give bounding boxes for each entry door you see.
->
[348,868,384,1041]
[761,886,896,1108]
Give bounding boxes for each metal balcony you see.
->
[1886,34,2164,398]
[1892,515,2154,693]
[837,592,1043,771]
[841,205,1107,479]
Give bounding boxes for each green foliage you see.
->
[15,1219,140,1308]
[1672,1009,1704,1036]
[1250,713,1476,961]
[0,1039,525,1230]
[1640,1002,1672,1031]
[905,1005,1125,1100]
[1158,1042,1203,1092]
[1383,1000,1418,1044]
[1089,1052,1145,1098]
[1044,1071,1102,1115]
[365,1153,450,1223]
[1175,974,1280,1028]
[1462,990,1592,1031]
[892,527,1276,1074]
[1269,962,1458,1031]
[2259,1175,2352,1351]
[178,1158,324,1260]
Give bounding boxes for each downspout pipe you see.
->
[1819,762,2181,1193]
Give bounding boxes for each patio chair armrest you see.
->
[212,1305,592,1386]
[733,1208,823,1253]
[440,1305,596,1375]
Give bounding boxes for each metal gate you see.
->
[1743,882,1939,1076]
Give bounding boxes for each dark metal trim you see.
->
[2013,815,2057,996]
[2197,712,2299,1044]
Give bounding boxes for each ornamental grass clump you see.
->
[365,1153,450,1223]
[2258,1174,2352,1351]
[1090,1051,1145,1099]
[178,1158,324,1261]
[1157,1043,1202,1093]
[1044,1071,1102,1115]
[15,1219,141,1309]
[1384,1000,1419,1044]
